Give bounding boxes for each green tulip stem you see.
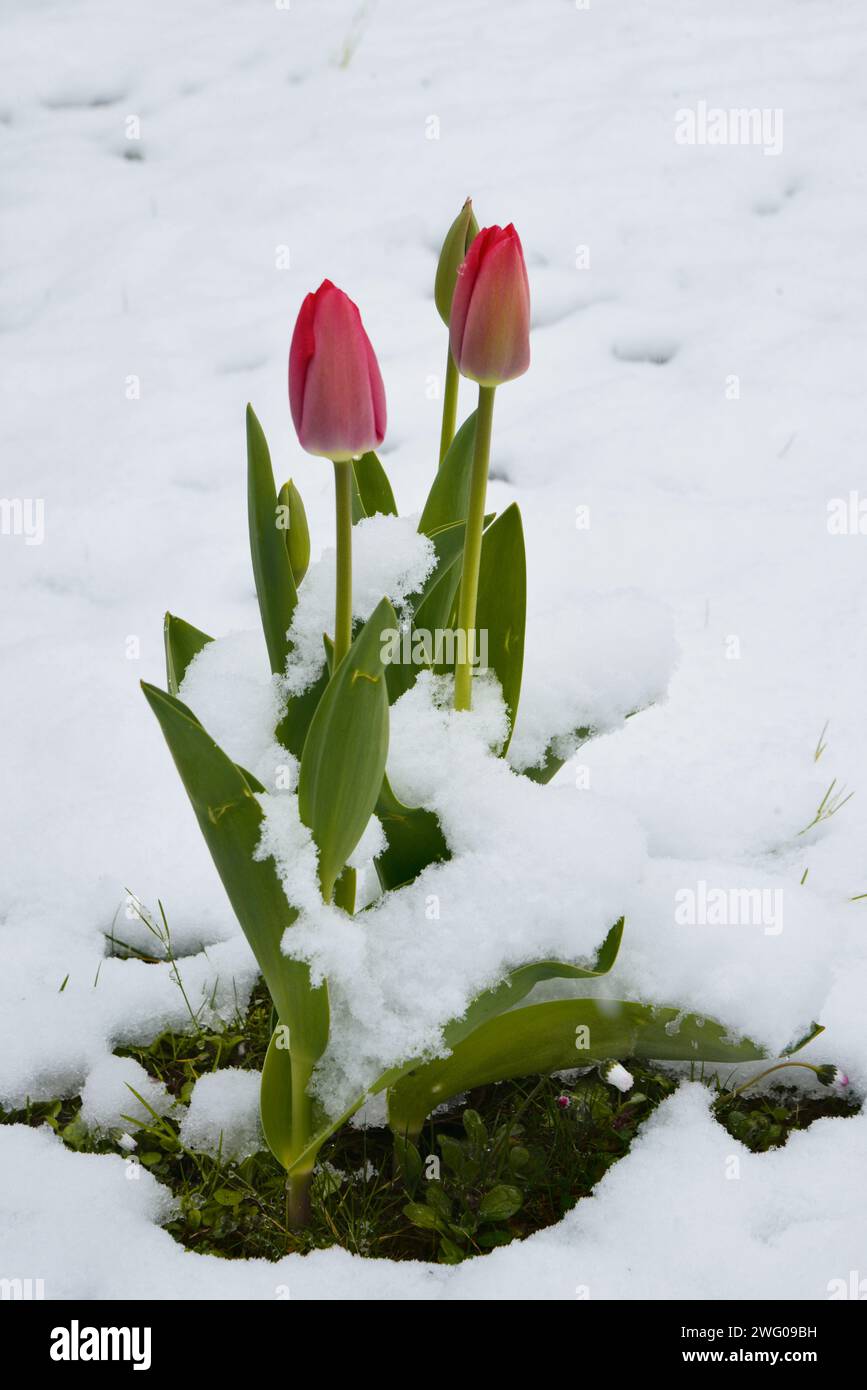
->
[454,384,496,712]
[333,460,354,669]
[286,1168,313,1231]
[438,348,460,468]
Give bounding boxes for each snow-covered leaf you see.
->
[298,597,395,900]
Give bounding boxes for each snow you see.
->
[600,1061,634,1094]
[508,592,677,773]
[3,1085,866,1299]
[80,1055,174,1136]
[258,668,647,1114]
[179,630,291,792]
[2,0,867,1299]
[179,1068,263,1162]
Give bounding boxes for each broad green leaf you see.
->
[277,479,310,587]
[472,502,526,752]
[393,1133,423,1188]
[164,613,212,696]
[213,1188,245,1207]
[299,597,395,900]
[403,1202,441,1230]
[260,1025,295,1170]
[478,1185,523,1221]
[247,404,297,675]
[418,410,477,536]
[387,998,775,1138]
[141,681,328,1109]
[276,665,330,762]
[353,451,397,519]
[442,918,624,1051]
[374,772,449,892]
[284,986,821,1176]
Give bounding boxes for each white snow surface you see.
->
[256,668,648,1115]
[79,1054,174,1136]
[2,0,867,1299]
[179,1068,263,1163]
[3,1084,866,1299]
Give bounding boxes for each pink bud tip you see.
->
[289,280,386,461]
[556,1095,571,1109]
[449,224,531,387]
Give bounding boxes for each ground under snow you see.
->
[2,0,867,1299]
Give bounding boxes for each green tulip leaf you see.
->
[418,410,477,536]
[164,613,213,696]
[247,404,297,675]
[384,516,494,705]
[388,997,787,1138]
[517,729,593,785]
[276,665,331,763]
[353,451,398,520]
[374,772,449,892]
[517,707,652,785]
[383,520,471,704]
[442,918,624,1051]
[260,1025,297,1170]
[299,597,395,901]
[472,501,526,752]
[277,479,310,588]
[140,682,328,1085]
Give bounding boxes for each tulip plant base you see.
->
[1,985,857,1266]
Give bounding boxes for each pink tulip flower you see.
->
[449,224,530,386]
[289,280,386,461]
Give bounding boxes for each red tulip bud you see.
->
[449,224,530,386]
[289,280,386,461]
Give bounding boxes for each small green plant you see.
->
[401,1108,530,1262]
